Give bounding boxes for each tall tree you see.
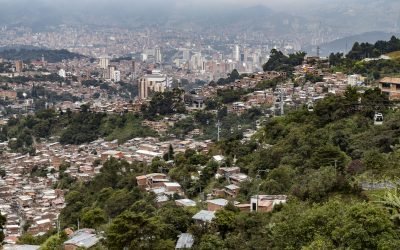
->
[0,212,5,244]
[106,211,169,250]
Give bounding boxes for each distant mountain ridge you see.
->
[0,1,399,47]
[304,31,400,56]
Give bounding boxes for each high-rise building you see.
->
[190,52,202,70]
[107,65,116,80]
[99,57,110,69]
[114,71,121,82]
[155,47,162,64]
[15,60,23,73]
[233,45,240,62]
[138,71,168,100]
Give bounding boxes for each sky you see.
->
[0,0,392,12]
[0,0,320,8]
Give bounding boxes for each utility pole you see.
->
[216,120,221,142]
[57,217,60,237]
[279,90,284,116]
[334,159,338,175]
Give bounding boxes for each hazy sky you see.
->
[0,0,391,12]
[0,0,320,8]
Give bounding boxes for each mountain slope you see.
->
[304,31,400,56]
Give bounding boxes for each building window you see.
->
[396,84,400,90]
[382,83,391,88]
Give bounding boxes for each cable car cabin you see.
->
[307,103,314,112]
[374,113,384,125]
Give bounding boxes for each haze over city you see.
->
[1,0,399,41]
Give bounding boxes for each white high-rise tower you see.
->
[233,45,240,62]
[99,57,109,69]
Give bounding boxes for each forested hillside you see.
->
[0,49,85,63]
[13,86,400,249]
[0,107,156,154]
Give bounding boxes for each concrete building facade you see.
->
[138,73,169,100]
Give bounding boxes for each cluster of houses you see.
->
[132,154,288,249]
[0,135,212,245]
[0,152,65,244]
[136,173,184,203]
[54,99,143,114]
[99,137,212,164]
[4,228,102,250]
[182,68,368,119]
[212,166,249,199]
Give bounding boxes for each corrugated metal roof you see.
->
[3,245,40,250]
[175,233,194,249]
[192,210,215,222]
[64,231,101,248]
[207,198,228,206]
[176,199,196,207]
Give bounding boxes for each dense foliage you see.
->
[0,108,156,153]
[167,106,264,140]
[346,36,400,60]
[262,49,306,74]
[329,36,400,79]
[16,84,400,249]
[141,88,186,119]
[0,49,85,63]
[214,69,241,85]
[0,73,64,84]
[57,158,193,249]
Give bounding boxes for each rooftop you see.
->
[207,198,229,206]
[380,77,400,84]
[176,233,194,249]
[176,199,197,207]
[64,230,101,248]
[192,210,215,222]
[3,245,40,250]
